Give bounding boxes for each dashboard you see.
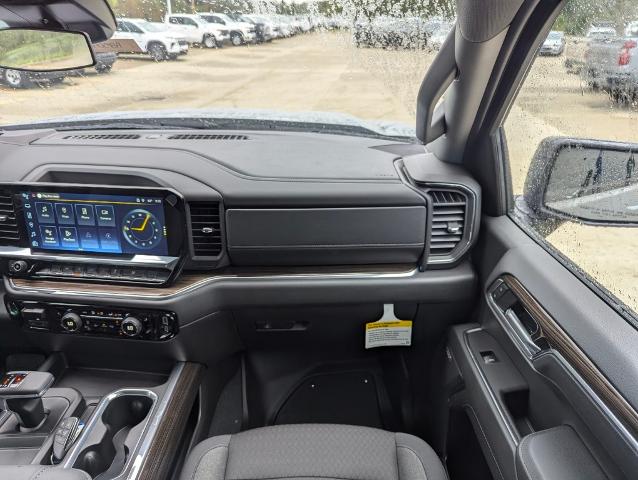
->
[0,128,480,349]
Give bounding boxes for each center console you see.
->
[0,181,211,478]
[0,356,202,480]
[0,182,192,349]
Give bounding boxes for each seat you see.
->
[0,465,90,479]
[180,424,448,480]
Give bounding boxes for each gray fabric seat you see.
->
[180,424,448,480]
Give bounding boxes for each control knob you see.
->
[121,316,143,337]
[61,312,82,332]
[8,260,29,275]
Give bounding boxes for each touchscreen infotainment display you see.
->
[20,191,169,256]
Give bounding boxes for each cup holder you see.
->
[74,393,153,478]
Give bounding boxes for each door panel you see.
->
[446,215,638,479]
[479,216,638,409]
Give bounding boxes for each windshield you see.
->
[547,32,562,39]
[0,0,457,136]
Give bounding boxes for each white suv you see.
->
[198,13,256,46]
[112,18,188,61]
[166,13,230,48]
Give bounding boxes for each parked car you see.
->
[265,17,283,38]
[68,50,118,77]
[163,17,201,45]
[197,13,256,46]
[426,19,454,50]
[229,13,273,43]
[270,14,296,37]
[608,24,638,102]
[586,22,617,42]
[166,13,230,48]
[428,27,450,50]
[292,16,312,33]
[584,23,638,101]
[111,18,188,61]
[93,51,118,73]
[583,37,620,89]
[354,16,429,49]
[1,50,116,88]
[539,30,565,56]
[325,15,350,30]
[148,22,193,53]
[626,21,638,37]
[0,68,66,88]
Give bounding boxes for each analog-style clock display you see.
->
[122,209,163,250]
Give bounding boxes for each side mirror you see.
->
[521,137,638,231]
[0,28,95,71]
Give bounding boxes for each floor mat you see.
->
[273,371,383,428]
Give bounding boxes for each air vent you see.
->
[0,191,21,245]
[430,189,467,256]
[167,134,249,141]
[62,134,141,140]
[189,202,222,257]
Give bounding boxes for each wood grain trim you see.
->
[137,362,204,480]
[9,264,416,298]
[10,273,212,297]
[503,274,638,435]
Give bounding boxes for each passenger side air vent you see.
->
[429,189,467,256]
[188,202,222,257]
[167,134,249,141]
[0,191,21,245]
[62,134,141,140]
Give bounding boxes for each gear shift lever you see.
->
[0,371,54,429]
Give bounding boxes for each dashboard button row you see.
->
[35,263,170,284]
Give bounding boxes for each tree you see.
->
[332,0,455,22]
[555,0,638,35]
[106,0,457,20]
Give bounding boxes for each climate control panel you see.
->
[7,300,178,341]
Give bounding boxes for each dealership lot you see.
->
[1,31,636,311]
[0,32,422,125]
[1,33,634,142]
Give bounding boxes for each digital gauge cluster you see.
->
[20,191,170,256]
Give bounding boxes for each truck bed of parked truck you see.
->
[584,23,638,102]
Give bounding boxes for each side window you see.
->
[212,16,224,25]
[116,22,128,32]
[168,17,180,25]
[183,18,197,27]
[128,23,144,34]
[503,2,638,319]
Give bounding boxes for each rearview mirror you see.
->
[0,28,95,71]
[522,137,638,228]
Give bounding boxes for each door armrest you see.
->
[515,426,607,480]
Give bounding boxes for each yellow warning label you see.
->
[366,321,413,330]
[365,320,413,348]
